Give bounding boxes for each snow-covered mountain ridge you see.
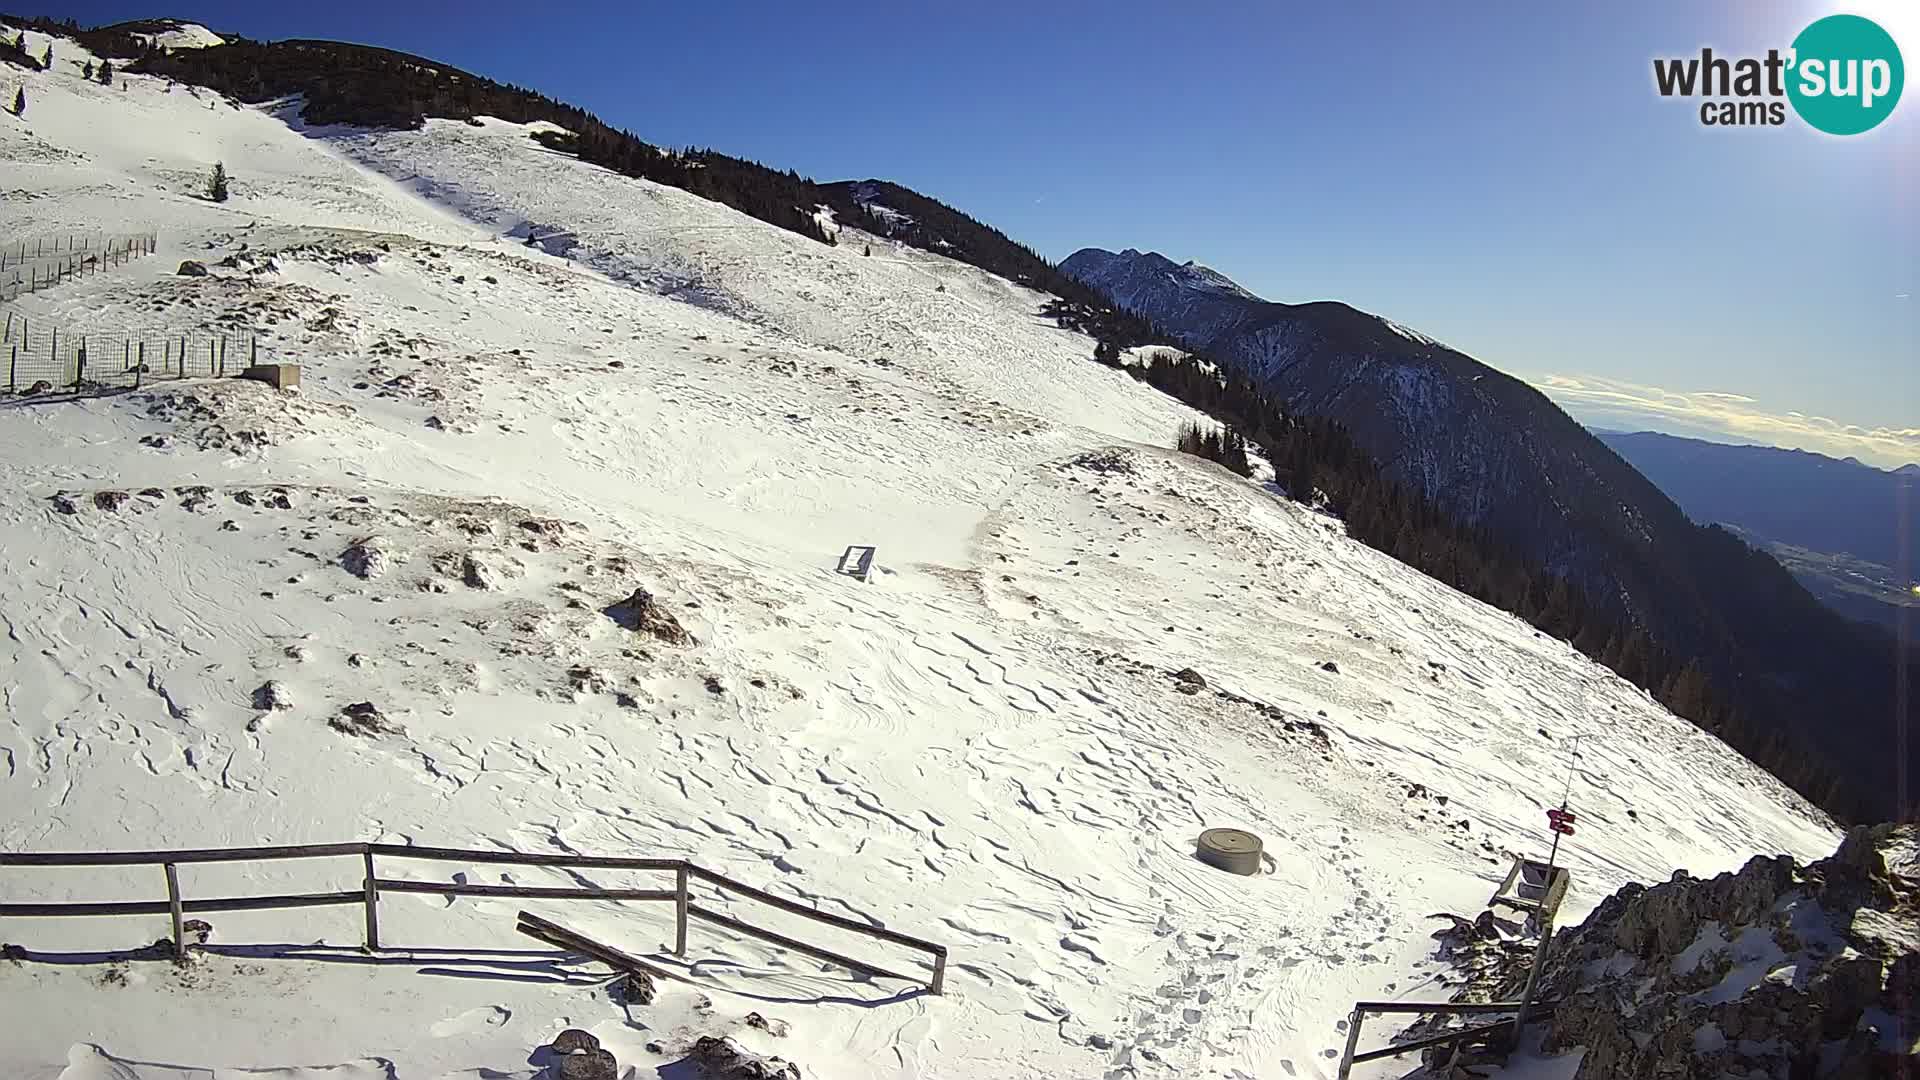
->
[0,22,1837,1080]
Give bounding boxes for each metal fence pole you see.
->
[362,849,380,951]
[164,863,185,961]
[8,345,15,392]
[674,864,689,956]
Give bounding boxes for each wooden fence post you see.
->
[930,948,947,996]
[250,336,257,365]
[8,345,15,392]
[218,336,226,376]
[135,341,143,389]
[674,864,689,957]
[1336,1008,1364,1080]
[75,336,85,388]
[164,863,185,962]
[362,849,380,951]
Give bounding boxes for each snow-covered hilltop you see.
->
[0,23,1839,1080]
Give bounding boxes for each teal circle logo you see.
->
[1787,14,1904,135]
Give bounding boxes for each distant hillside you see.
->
[1600,431,1918,629]
[1598,431,1918,569]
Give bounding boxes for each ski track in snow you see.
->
[0,23,1838,1080]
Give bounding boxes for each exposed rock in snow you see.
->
[330,701,400,737]
[176,260,207,276]
[459,551,508,590]
[690,1035,802,1080]
[252,681,294,711]
[604,587,694,645]
[1417,824,1920,1078]
[340,537,389,579]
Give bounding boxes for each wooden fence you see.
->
[0,233,158,302]
[0,841,948,995]
[1,314,266,394]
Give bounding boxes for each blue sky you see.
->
[54,0,1920,466]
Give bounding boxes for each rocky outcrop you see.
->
[690,1036,801,1080]
[330,701,400,737]
[1422,825,1918,1078]
[603,587,695,646]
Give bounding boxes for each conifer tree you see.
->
[97,59,114,85]
[208,161,229,202]
[12,85,23,117]
[82,60,93,79]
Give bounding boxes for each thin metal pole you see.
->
[164,863,185,961]
[674,864,689,956]
[362,849,380,951]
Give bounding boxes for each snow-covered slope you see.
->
[122,19,227,51]
[0,28,1838,1080]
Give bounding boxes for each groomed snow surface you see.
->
[0,26,1839,1080]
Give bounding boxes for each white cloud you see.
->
[1528,373,1920,469]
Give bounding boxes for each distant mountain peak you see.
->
[1063,246,1262,304]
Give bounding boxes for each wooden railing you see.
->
[0,842,947,995]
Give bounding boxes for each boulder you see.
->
[556,1048,616,1080]
[743,1012,790,1038]
[92,491,130,511]
[550,1029,599,1054]
[340,538,388,579]
[251,681,294,711]
[690,1036,801,1080]
[603,587,695,646]
[617,970,656,1005]
[330,701,399,737]
[176,260,208,277]
[461,553,494,589]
